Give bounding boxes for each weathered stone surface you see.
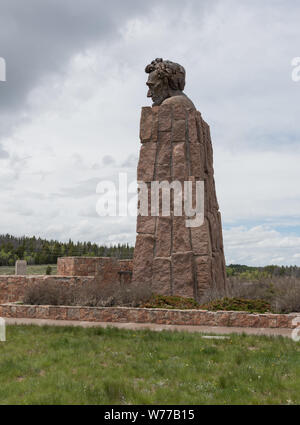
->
[172,215,191,253]
[172,142,187,180]
[137,142,157,182]
[133,90,226,300]
[173,102,187,120]
[191,218,212,256]
[196,113,205,145]
[140,107,153,142]
[172,119,186,142]
[202,120,213,172]
[152,258,171,295]
[217,211,224,250]
[132,234,155,285]
[155,217,172,257]
[56,257,133,287]
[157,131,171,164]
[1,302,298,329]
[164,94,195,113]
[15,260,27,276]
[187,110,198,144]
[208,211,222,252]
[172,252,194,298]
[0,275,97,304]
[195,256,212,296]
[189,140,204,179]
[205,174,219,211]
[158,104,172,131]
[151,106,159,142]
[183,176,200,212]
[211,250,227,292]
[137,215,156,234]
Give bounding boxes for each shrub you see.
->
[200,297,272,314]
[200,276,300,313]
[45,266,52,275]
[23,279,76,306]
[22,275,300,313]
[271,278,300,313]
[141,294,200,309]
[23,277,152,308]
[75,278,152,307]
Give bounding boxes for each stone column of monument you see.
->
[132,58,227,301]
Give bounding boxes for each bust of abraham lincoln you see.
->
[145,58,195,109]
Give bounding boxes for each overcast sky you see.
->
[0,0,300,266]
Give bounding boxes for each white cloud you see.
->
[214,148,300,223]
[224,225,300,266]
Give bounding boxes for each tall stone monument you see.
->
[132,58,227,301]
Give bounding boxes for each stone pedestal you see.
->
[15,260,27,276]
[132,95,227,301]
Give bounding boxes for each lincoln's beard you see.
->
[151,84,170,106]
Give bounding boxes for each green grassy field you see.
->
[0,264,57,275]
[0,325,299,405]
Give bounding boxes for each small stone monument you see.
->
[15,260,27,275]
[132,58,227,301]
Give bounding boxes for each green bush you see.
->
[200,297,272,314]
[142,294,200,309]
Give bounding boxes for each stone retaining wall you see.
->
[0,275,95,304]
[57,257,132,279]
[0,303,299,329]
[0,258,133,304]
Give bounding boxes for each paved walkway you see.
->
[4,317,294,338]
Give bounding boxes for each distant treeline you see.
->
[1,234,300,276]
[0,234,134,266]
[227,264,300,278]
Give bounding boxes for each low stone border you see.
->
[0,303,299,329]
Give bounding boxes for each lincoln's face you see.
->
[146,70,169,106]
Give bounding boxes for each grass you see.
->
[0,325,299,404]
[0,264,57,275]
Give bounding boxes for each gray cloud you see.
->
[54,177,100,199]
[0,0,162,138]
[121,154,138,168]
[0,144,9,158]
[102,155,115,166]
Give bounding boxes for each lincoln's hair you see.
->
[145,58,185,91]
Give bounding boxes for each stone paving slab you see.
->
[3,317,294,338]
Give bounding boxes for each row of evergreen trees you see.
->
[227,264,300,278]
[1,234,299,275]
[0,234,134,266]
